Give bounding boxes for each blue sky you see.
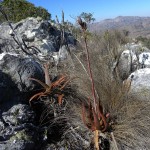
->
[28,0,150,23]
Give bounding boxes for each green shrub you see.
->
[0,0,51,22]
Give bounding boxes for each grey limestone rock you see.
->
[0,54,44,92]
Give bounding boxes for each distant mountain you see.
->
[88,16,150,37]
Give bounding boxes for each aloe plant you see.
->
[29,63,71,106]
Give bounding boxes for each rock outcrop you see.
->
[117,43,150,80]
[0,17,84,150]
[0,17,77,61]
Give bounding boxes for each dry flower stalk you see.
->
[78,17,109,150]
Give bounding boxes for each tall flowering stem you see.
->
[77,17,97,111]
[78,17,109,150]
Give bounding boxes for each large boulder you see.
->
[117,49,138,80]
[129,68,150,101]
[0,53,44,92]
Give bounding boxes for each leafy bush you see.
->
[0,0,51,22]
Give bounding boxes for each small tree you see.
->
[79,12,95,24]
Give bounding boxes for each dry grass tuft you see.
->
[112,98,150,150]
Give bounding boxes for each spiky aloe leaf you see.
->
[97,101,108,132]
[29,78,49,89]
[52,75,67,88]
[87,99,94,126]
[92,108,101,131]
[82,103,93,130]
[29,92,44,102]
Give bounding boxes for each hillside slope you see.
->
[88,16,150,37]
